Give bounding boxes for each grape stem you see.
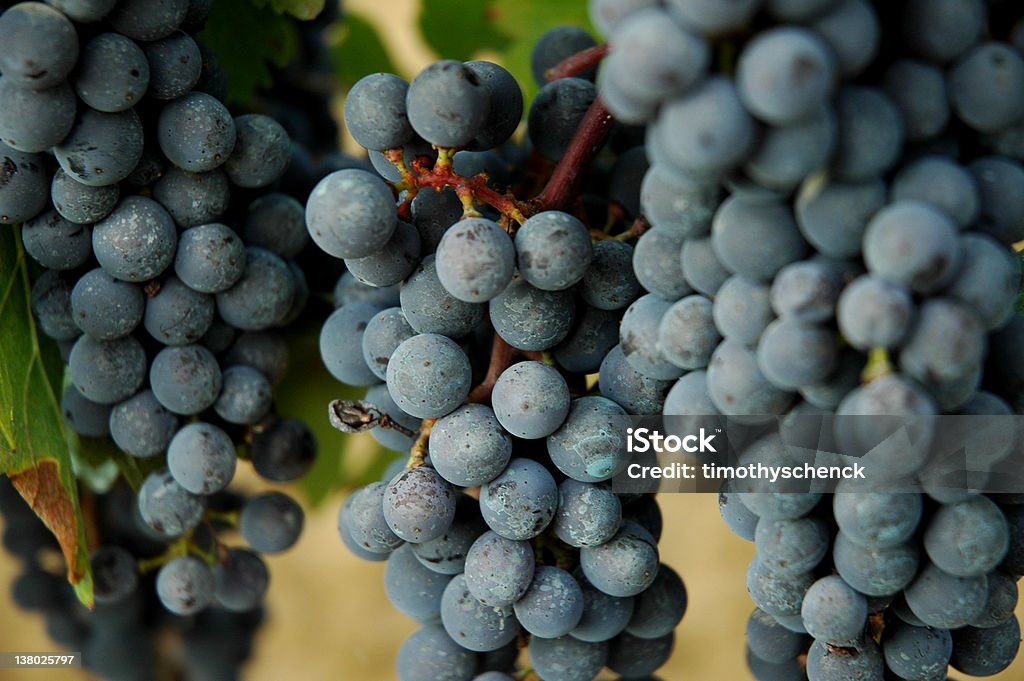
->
[466,334,518,405]
[545,43,610,81]
[413,155,529,224]
[535,94,616,212]
[861,347,893,383]
[406,419,436,468]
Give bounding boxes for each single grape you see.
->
[250,418,316,483]
[712,196,809,282]
[383,466,456,544]
[862,200,961,294]
[744,557,815,619]
[93,196,177,282]
[836,275,913,350]
[224,114,290,188]
[435,217,515,302]
[61,386,111,438]
[156,556,215,615]
[144,276,215,346]
[242,193,308,260]
[652,78,756,178]
[239,492,304,554]
[969,156,1024,245]
[570,574,635,644]
[464,61,523,150]
[429,404,512,487]
[212,548,268,612]
[805,637,884,681]
[50,168,119,225]
[904,562,989,629]
[167,422,236,495]
[109,389,179,459]
[150,344,222,416]
[479,458,558,541]
[489,275,575,351]
[68,334,146,405]
[831,86,904,181]
[395,623,478,681]
[640,163,720,238]
[581,521,659,598]
[746,607,808,664]
[514,566,585,639]
[305,169,397,259]
[463,530,534,607]
[137,469,205,538]
[548,396,629,483]
[440,574,521,653]
[553,305,620,374]
[881,620,952,681]
[598,343,672,415]
[800,575,867,646]
[386,333,472,419]
[737,27,835,125]
[175,223,246,294]
[754,517,830,576]
[406,60,488,147]
[0,79,76,153]
[344,73,414,152]
[553,479,622,549]
[152,166,231,228]
[216,247,296,331]
[338,482,402,556]
[491,361,570,439]
[0,2,78,89]
[22,211,92,271]
[91,546,138,605]
[951,616,1021,677]
[810,0,880,77]
[0,142,49,224]
[756,318,839,391]
[70,267,144,341]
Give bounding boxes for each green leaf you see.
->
[1017,250,1024,312]
[419,0,509,62]
[487,0,594,42]
[198,1,300,106]
[266,0,325,20]
[487,0,596,106]
[327,12,400,88]
[0,228,92,606]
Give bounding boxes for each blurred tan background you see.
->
[2,1,1023,680]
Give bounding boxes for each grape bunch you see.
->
[589,0,1024,680]
[311,50,686,681]
[307,1,1024,680]
[1,0,320,674]
[2,476,268,681]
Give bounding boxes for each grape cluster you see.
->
[313,50,686,681]
[1,476,269,681]
[1,0,319,670]
[590,0,1024,680]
